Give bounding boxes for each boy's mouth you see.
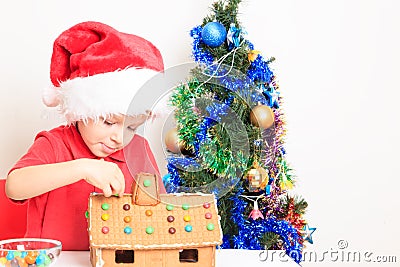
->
[101,143,118,154]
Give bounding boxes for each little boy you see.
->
[6,21,166,250]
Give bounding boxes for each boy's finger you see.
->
[103,186,112,197]
[110,179,123,196]
[117,171,125,196]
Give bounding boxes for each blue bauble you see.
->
[201,22,227,47]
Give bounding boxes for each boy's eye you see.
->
[104,121,115,126]
[127,126,137,132]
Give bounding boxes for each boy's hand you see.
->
[77,158,125,197]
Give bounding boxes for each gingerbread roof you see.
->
[88,174,222,250]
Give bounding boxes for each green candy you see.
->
[44,255,52,266]
[207,223,215,231]
[146,226,154,234]
[101,203,110,210]
[143,179,152,187]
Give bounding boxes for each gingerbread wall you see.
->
[91,246,216,267]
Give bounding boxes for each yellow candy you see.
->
[0,257,7,265]
[101,213,110,221]
[183,215,191,222]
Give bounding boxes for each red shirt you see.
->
[9,125,165,250]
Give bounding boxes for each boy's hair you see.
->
[42,21,164,124]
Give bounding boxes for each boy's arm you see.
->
[6,158,125,200]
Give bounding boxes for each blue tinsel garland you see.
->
[190,26,214,65]
[165,157,200,193]
[229,184,303,263]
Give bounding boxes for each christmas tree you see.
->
[163,0,312,262]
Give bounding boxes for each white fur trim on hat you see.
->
[44,67,158,123]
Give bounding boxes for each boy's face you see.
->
[77,113,149,158]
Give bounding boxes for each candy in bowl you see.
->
[0,238,62,267]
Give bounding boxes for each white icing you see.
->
[91,241,220,250]
[95,248,104,267]
[88,197,92,232]
[213,198,224,244]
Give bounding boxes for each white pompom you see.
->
[42,86,60,107]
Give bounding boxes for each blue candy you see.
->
[36,254,45,265]
[6,251,14,260]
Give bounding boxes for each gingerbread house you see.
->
[88,173,222,267]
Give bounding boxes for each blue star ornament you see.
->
[227,23,241,48]
[265,85,280,108]
[303,224,317,244]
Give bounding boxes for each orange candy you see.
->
[25,255,36,265]
[145,210,153,216]
[16,256,28,267]
[27,251,39,257]
[124,216,132,223]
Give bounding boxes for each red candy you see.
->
[167,215,175,222]
[102,226,109,234]
[203,202,211,209]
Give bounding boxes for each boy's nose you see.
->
[110,129,123,144]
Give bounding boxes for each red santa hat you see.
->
[42,21,164,123]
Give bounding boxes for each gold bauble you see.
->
[164,128,185,154]
[250,105,275,129]
[246,162,269,192]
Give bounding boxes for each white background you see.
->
[0,1,399,266]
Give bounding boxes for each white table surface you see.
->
[57,249,298,266]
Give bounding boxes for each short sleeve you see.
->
[8,134,57,175]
